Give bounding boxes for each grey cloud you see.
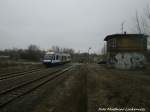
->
[0,0,150,53]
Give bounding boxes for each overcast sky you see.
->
[0,0,150,53]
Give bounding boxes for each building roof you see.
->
[104,34,148,41]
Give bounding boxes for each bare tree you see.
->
[51,46,60,52]
[51,46,74,54]
[26,45,43,61]
[133,6,150,46]
[145,5,150,19]
[135,11,142,34]
[0,44,44,62]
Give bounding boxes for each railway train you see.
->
[42,51,71,66]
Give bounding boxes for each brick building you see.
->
[104,33,148,69]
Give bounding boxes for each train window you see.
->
[64,56,66,60]
[62,56,66,61]
[57,55,60,60]
[44,54,52,60]
[56,55,58,60]
[52,55,55,60]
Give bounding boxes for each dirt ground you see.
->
[31,64,150,112]
[86,64,150,112]
[1,63,150,112]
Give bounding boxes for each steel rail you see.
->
[0,65,73,108]
[0,68,46,80]
[0,66,42,77]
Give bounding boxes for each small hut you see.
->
[104,33,148,69]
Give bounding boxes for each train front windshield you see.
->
[44,54,53,60]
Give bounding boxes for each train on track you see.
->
[42,51,71,66]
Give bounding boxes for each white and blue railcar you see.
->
[43,51,71,66]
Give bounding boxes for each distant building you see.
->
[104,33,148,69]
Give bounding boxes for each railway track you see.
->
[0,66,43,76]
[0,65,73,108]
[0,68,46,80]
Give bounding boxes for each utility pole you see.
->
[121,21,126,34]
[88,47,91,63]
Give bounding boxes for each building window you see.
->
[112,39,116,48]
[109,39,116,48]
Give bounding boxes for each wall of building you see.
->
[107,37,147,52]
[105,34,147,69]
[115,52,145,70]
[117,37,146,51]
